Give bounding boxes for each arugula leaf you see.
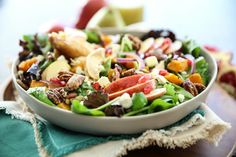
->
[120,35,133,52]
[164,83,176,96]
[100,57,112,77]
[195,57,209,85]
[172,84,194,99]
[162,83,193,104]
[22,34,51,54]
[76,82,94,96]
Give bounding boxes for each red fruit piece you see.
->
[159,69,168,76]
[92,82,101,90]
[74,0,107,29]
[50,78,65,87]
[108,79,156,100]
[187,59,192,66]
[47,24,64,33]
[104,74,144,94]
[204,45,219,52]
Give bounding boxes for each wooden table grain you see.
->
[1,79,236,157]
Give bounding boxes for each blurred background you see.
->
[0,0,236,81]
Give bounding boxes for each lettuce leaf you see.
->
[120,35,133,52]
[182,39,202,58]
[195,57,209,85]
[27,87,55,106]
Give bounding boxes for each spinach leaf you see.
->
[148,99,175,113]
[131,93,148,111]
[195,57,209,85]
[76,82,94,96]
[27,87,55,106]
[85,30,101,44]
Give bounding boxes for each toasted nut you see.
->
[182,80,198,96]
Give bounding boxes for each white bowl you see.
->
[12,30,217,135]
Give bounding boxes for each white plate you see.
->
[12,30,217,135]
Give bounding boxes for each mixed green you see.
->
[16,29,209,117]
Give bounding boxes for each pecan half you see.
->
[65,74,85,91]
[46,87,67,104]
[128,34,142,51]
[58,71,74,82]
[182,80,198,96]
[194,83,206,94]
[121,68,136,77]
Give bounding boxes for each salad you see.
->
[16,29,209,117]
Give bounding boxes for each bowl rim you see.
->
[12,31,218,120]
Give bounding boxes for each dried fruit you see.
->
[164,73,183,85]
[189,73,203,84]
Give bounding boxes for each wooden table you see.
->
[1,79,236,157]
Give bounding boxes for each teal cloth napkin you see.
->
[0,109,204,157]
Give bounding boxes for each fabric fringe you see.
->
[115,119,231,157]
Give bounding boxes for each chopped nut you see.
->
[66,74,85,91]
[66,92,78,99]
[182,80,198,96]
[121,68,136,77]
[128,34,142,51]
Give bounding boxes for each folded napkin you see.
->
[0,94,231,157]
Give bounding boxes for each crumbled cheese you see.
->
[119,93,132,109]
[178,94,185,102]
[97,76,111,87]
[156,75,168,84]
[145,56,158,68]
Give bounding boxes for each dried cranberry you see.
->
[92,82,101,90]
[159,70,168,76]
[50,78,65,87]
